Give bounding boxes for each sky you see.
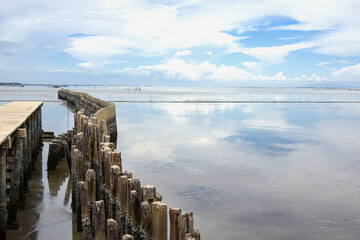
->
[1,0,360,86]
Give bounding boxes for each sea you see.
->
[2,86,360,240]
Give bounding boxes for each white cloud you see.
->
[204,51,212,56]
[316,60,351,67]
[241,42,316,71]
[78,62,94,68]
[332,63,360,81]
[121,58,329,83]
[174,50,192,57]
[65,36,134,67]
[313,29,360,57]
[0,0,360,77]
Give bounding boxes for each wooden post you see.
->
[107,219,118,240]
[143,185,156,203]
[105,151,112,189]
[86,169,96,202]
[169,207,181,240]
[104,135,111,143]
[80,181,91,240]
[124,170,132,178]
[129,190,140,226]
[121,234,134,240]
[111,150,121,171]
[179,211,194,240]
[0,148,7,240]
[76,152,83,182]
[141,201,153,237]
[119,175,128,212]
[127,179,140,218]
[100,120,108,136]
[151,201,167,240]
[114,172,124,201]
[94,200,106,240]
[79,181,88,216]
[8,137,24,229]
[192,229,201,240]
[110,165,120,198]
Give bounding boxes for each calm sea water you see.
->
[2,86,360,240]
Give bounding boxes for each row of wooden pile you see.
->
[55,89,200,240]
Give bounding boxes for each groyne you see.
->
[50,89,200,240]
[0,101,43,240]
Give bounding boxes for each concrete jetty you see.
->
[0,101,43,240]
[50,89,201,240]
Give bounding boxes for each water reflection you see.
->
[116,101,360,240]
[3,87,360,240]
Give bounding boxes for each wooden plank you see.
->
[0,101,43,145]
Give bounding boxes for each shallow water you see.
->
[3,86,360,240]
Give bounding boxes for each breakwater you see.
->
[50,89,200,240]
[0,101,43,240]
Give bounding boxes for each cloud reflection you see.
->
[116,101,360,240]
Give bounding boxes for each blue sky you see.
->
[1,0,360,86]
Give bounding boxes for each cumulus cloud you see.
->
[174,50,192,57]
[332,63,360,81]
[0,0,360,80]
[65,36,134,67]
[121,58,327,83]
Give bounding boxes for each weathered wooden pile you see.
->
[47,130,72,171]
[55,89,200,240]
[0,102,43,240]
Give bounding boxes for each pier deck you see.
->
[0,101,43,240]
[0,101,43,146]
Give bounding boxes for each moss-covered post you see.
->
[86,169,96,202]
[107,219,118,240]
[122,234,134,240]
[119,175,128,211]
[141,201,153,237]
[80,181,91,240]
[8,132,25,229]
[0,148,8,240]
[94,200,106,240]
[110,165,120,199]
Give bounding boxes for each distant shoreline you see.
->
[1,82,360,90]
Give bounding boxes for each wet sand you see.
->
[7,144,82,240]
